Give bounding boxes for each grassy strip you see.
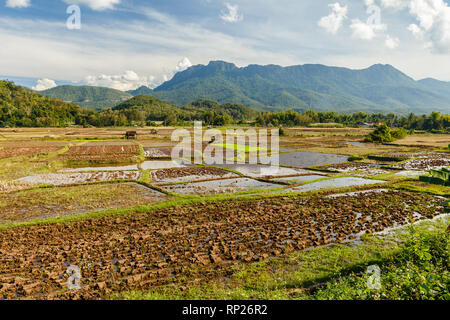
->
[391,181,450,197]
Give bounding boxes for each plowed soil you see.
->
[392,158,450,170]
[316,162,380,172]
[0,141,65,159]
[0,190,443,300]
[60,145,139,161]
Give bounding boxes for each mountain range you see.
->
[40,61,450,114]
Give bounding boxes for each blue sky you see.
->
[1,0,450,91]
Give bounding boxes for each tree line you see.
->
[255,110,449,132]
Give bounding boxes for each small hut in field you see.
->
[125,131,138,139]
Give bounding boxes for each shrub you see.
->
[365,124,410,143]
[311,228,450,300]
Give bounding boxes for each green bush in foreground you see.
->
[312,228,449,300]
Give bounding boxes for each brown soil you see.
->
[150,167,234,182]
[393,158,450,170]
[0,190,443,300]
[65,145,138,155]
[60,145,139,161]
[316,162,379,172]
[0,141,64,159]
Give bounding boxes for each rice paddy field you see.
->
[0,127,448,300]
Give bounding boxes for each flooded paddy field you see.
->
[293,177,385,192]
[0,190,444,299]
[141,160,191,170]
[149,167,239,185]
[279,152,349,168]
[0,127,448,300]
[164,177,281,195]
[216,164,320,178]
[269,175,326,184]
[0,183,168,225]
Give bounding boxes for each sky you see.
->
[1,0,450,91]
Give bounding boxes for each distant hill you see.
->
[181,99,259,120]
[112,95,260,124]
[40,85,132,110]
[150,61,450,114]
[112,95,181,121]
[0,81,93,127]
[418,78,450,99]
[127,86,154,96]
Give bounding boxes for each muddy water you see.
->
[216,164,321,178]
[270,175,326,184]
[279,152,349,168]
[293,177,385,192]
[345,141,366,147]
[141,161,191,170]
[151,172,239,185]
[165,178,281,195]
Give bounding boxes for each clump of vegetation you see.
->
[420,168,450,186]
[312,228,450,300]
[348,155,364,161]
[364,124,410,143]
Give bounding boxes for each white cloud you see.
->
[220,3,243,23]
[408,23,424,38]
[62,0,120,11]
[32,78,57,91]
[385,35,400,48]
[318,3,348,34]
[408,0,450,53]
[350,19,387,40]
[175,57,193,72]
[85,71,156,91]
[84,58,193,90]
[5,0,30,8]
[380,0,408,9]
